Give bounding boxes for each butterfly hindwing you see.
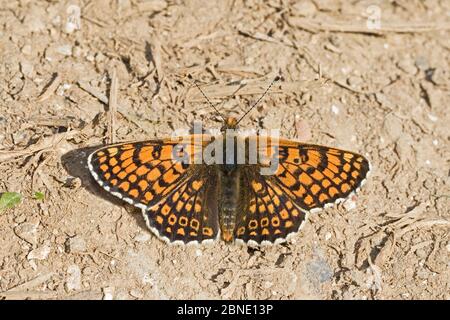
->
[234,167,307,244]
[143,167,220,244]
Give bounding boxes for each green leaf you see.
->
[0,192,22,211]
[33,191,45,200]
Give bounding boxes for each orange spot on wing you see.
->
[327,154,341,165]
[280,176,296,187]
[252,181,263,192]
[138,180,148,191]
[202,227,213,236]
[161,204,171,216]
[280,209,289,220]
[341,183,350,193]
[322,179,331,188]
[136,165,150,176]
[107,148,118,156]
[125,163,137,174]
[179,216,188,227]
[144,192,153,202]
[311,170,324,180]
[299,173,313,185]
[328,163,339,174]
[121,157,133,169]
[119,181,130,192]
[138,147,153,163]
[304,195,313,206]
[117,171,127,179]
[112,166,121,174]
[129,189,139,198]
[192,180,203,191]
[147,168,161,182]
[329,187,339,197]
[319,193,329,202]
[271,216,280,227]
[323,168,334,179]
[120,149,134,161]
[311,184,321,195]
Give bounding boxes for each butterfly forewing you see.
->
[274,140,370,211]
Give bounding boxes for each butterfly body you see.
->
[88,117,370,245]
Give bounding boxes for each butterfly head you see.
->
[222,116,238,131]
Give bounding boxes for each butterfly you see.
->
[88,78,370,246]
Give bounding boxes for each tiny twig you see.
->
[287,17,450,35]
[37,73,62,102]
[108,67,118,144]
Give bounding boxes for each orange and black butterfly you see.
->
[88,78,370,246]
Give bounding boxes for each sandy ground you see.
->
[0,0,449,300]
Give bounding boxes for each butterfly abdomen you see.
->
[218,166,240,242]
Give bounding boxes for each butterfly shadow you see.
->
[61,146,149,231]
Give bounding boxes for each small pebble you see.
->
[331,104,340,115]
[14,221,39,245]
[397,58,417,75]
[21,44,33,55]
[66,264,82,291]
[27,243,51,260]
[347,75,363,87]
[103,287,115,300]
[343,196,357,211]
[66,235,86,253]
[415,248,428,259]
[415,56,429,71]
[57,44,73,56]
[23,12,46,33]
[292,1,317,17]
[14,214,26,224]
[134,231,151,243]
[427,114,438,122]
[65,5,82,34]
[130,288,144,299]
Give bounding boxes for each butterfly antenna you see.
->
[235,75,281,126]
[190,77,226,122]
